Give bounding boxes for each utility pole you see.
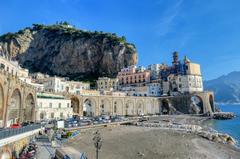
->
[93,130,102,159]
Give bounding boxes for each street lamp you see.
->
[93,130,102,159]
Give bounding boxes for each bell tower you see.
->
[172,51,179,65]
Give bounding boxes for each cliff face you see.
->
[0,24,137,80]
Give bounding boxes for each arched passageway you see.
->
[0,83,4,123]
[161,99,170,115]
[136,100,144,115]
[100,99,111,115]
[71,97,80,115]
[24,93,35,122]
[190,96,203,114]
[209,95,214,112]
[83,98,96,116]
[125,100,134,116]
[7,89,21,126]
[113,100,123,115]
[146,100,154,115]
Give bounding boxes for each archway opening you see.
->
[125,100,134,116]
[71,97,80,115]
[113,100,123,115]
[209,95,214,112]
[162,99,170,115]
[83,98,96,117]
[100,99,111,115]
[7,89,21,126]
[136,100,144,115]
[24,94,35,122]
[190,96,203,114]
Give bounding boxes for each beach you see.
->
[64,115,240,159]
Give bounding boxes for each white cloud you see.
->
[154,0,183,36]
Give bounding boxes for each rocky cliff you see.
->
[0,23,137,81]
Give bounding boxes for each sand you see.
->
[64,125,240,159]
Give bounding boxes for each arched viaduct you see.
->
[0,70,36,128]
[65,91,215,117]
[0,68,215,128]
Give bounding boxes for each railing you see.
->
[0,124,41,140]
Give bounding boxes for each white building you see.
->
[177,75,203,93]
[0,56,29,77]
[35,93,73,121]
[147,64,163,80]
[66,81,90,94]
[43,76,67,93]
[43,76,90,94]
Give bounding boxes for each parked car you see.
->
[10,123,22,129]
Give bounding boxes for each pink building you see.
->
[117,65,150,86]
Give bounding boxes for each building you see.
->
[66,81,90,95]
[160,52,203,94]
[117,65,150,87]
[35,93,73,121]
[0,56,29,78]
[97,77,119,91]
[43,76,90,94]
[147,82,162,97]
[43,76,67,93]
[80,89,100,96]
[148,64,167,80]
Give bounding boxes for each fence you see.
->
[0,124,41,140]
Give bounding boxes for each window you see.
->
[60,112,64,118]
[67,103,70,108]
[51,113,54,118]
[58,103,61,108]
[114,105,117,113]
[39,102,43,108]
[49,103,52,108]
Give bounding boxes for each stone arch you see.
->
[24,93,35,122]
[83,98,96,116]
[0,83,4,122]
[100,98,111,115]
[113,99,123,115]
[71,96,81,115]
[136,99,144,115]
[125,99,134,116]
[209,94,214,112]
[161,99,170,115]
[190,95,203,114]
[7,88,21,126]
[146,99,154,115]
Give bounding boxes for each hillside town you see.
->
[0,52,205,124]
[1,51,232,159]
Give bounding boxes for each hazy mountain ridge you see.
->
[204,71,240,103]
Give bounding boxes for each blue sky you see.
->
[0,0,240,80]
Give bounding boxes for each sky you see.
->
[0,0,240,80]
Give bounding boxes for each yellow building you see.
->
[97,77,119,91]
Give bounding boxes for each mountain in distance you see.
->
[204,71,240,104]
[0,22,137,82]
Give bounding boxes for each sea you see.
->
[207,104,240,145]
